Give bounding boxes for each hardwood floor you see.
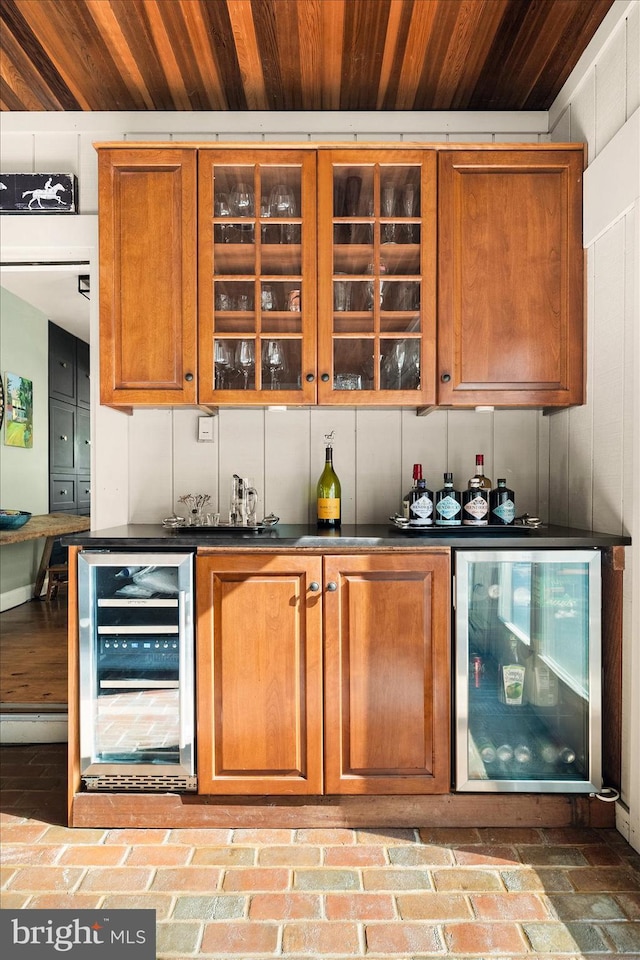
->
[0,596,67,706]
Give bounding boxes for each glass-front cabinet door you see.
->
[317,149,436,405]
[198,149,317,404]
[454,550,602,793]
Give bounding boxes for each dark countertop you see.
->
[64,523,631,551]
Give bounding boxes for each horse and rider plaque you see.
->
[0,173,78,213]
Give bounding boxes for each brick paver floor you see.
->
[1,744,639,958]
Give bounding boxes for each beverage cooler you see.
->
[454,550,602,793]
[78,552,196,792]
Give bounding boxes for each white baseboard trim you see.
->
[0,583,36,612]
[0,713,68,743]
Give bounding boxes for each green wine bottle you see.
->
[317,432,341,529]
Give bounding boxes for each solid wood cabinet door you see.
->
[196,554,323,795]
[438,147,585,407]
[323,552,451,794]
[98,147,197,406]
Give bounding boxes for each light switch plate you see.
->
[198,417,215,442]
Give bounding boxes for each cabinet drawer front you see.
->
[324,552,451,794]
[196,555,323,794]
[50,475,77,509]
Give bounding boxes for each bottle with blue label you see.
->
[434,472,462,526]
[490,478,516,525]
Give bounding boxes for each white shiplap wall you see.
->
[549,0,640,848]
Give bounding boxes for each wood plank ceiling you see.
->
[1,0,614,113]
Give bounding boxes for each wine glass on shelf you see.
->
[214,341,233,390]
[214,192,231,243]
[264,340,284,390]
[268,183,296,242]
[381,184,397,243]
[229,181,255,242]
[402,183,418,242]
[390,340,406,389]
[237,340,255,390]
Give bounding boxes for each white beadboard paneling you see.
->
[584,108,640,246]
[355,133,403,142]
[445,410,494,491]
[550,106,572,142]
[400,408,448,499]
[548,413,570,525]
[264,408,310,523]
[623,208,637,534]
[628,1,640,116]
[128,409,173,522]
[536,412,551,523]
[33,132,79,174]
[310,408,357,524]
[592,222,626,534]
[567,401,595,531]
[571,71,596,162]
[495,133,542,143]
[355,409,403,523]
[596,26,629,154]
[493,410,540,518]
[172,409,218,517]
[80,131,113,215]
[217,408,265,516]
[0,133,34,170]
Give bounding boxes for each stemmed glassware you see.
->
[214,341,233,390]
[237,340,255,390]
[214,192,231,243]
[390,340,406,389]
[402,184,418,242]
[229,182,255,242]
[264,340,284,390]
[268,184,296,242]
[381,184,397,243]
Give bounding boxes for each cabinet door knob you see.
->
[59,489,67,495]
[326,581,338,592]
[60,435,68,441]
[59,361,67,368]
[85,439,91,445]
[185,372,194,382]
[441,372,451,383]
[309,581,320,592]
[321,373,330,382]
[305,373,315,382]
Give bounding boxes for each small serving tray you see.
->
[167,522,267,534]
[389,518,545,535]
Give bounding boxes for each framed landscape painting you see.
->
[4,372,33,448]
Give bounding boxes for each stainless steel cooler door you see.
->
[78,552,195,780]
[454,549,602,793]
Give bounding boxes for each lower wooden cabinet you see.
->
[196,550,451,796]
[196,554,324,795]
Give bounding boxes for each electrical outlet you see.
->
[198,417,214,442]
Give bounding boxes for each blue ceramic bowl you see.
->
[0,510,32,530]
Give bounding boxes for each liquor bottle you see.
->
[468,453,492,492]
[402,463,422,518]
[498,635,525,705]
[317,432,341,529]
[462,479,489,526]
[434,472,462,526]
[490,478,516,525]
[409,476,434,525]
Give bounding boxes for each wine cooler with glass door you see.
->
[454,550,602,793]
[78,552,196,792]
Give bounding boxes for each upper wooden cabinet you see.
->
[97,143,584,411]
[98,148,197,406]
[437,147,585,408]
